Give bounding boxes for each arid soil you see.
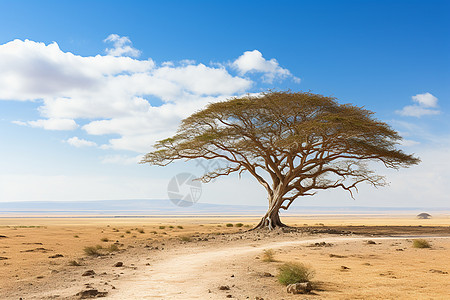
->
[0,216,449,299]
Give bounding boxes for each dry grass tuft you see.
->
[179,235,192,242]
[262,249,277,262]
[412,239,431,248]
[83,245,104,256]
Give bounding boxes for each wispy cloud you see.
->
[13,118,78,130]
[100,154,143,165]
[65,137,97,148]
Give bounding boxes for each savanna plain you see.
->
[0,215,449,299]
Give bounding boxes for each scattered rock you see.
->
[76,289,108,298]
[286,282,312,294]
[49,254,64,258]
[255,297,264,300]
[113,262,123,267]
[82,270,96,276]
[379,271,394,276]
[0,235,7,238]
[0,257,8,260]
[429,269,448,274]
[340,266,350,270]
[366,240,376,245]
[219,285,230,290]
[231,274,234,277]
[226,295,232,298]
[396,248,404,251]
[262,272,273,277]
[21,248,50,253]
[330,254,347,258]
[309,241,333,247]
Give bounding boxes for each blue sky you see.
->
[0,0,449,208]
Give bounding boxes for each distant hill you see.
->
[0,199,449,217]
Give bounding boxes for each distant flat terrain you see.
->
[0,217,449,299]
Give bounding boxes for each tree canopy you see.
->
[142,91,419,229]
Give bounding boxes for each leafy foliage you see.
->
[142,91,419,228]
[278,262,315,285]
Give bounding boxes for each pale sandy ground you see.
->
[0,215,449,299]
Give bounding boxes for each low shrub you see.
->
[83,245,103,256]
[179,235,192,242]
[177,226,184,229]
[106,244,120,252]
[159,226,166,229]
[262,249,276,262]
[100,237,109,242]
[278,262,315,285]
[137,228,145,234]
[226,223,233,227]
[235,223,244,227]
[412,239,431,248]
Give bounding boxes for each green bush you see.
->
[412,239,431,248]
[159,226,166,229]
[278,262,315,285]
[226,223,233,227]
[177,226,184,229]
[235,223,244,227]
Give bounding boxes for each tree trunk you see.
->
[253,207,286,230]
[253,187,287,230]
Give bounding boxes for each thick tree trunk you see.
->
[253,207,286,230]
[253,186,287,230]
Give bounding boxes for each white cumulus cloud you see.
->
[104,34,141,58]
[396,92,440,117]
[412,92,438,107]
[2,36,298,153]
[232,50,300,83]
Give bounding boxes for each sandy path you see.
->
[106,235,449,299]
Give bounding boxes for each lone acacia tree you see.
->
[142,91,419,230]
